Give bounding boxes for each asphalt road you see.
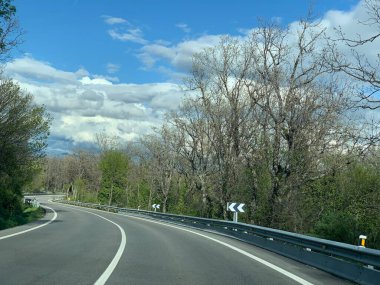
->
[0,196,353,285]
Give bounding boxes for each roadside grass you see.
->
[0,206,46,230]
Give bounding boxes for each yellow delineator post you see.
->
[359,235,367,247]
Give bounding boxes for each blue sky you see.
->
[7,0,369,154]
[14,0,359,84]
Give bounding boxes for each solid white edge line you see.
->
[57,204,126,285]
[57,203,314,285]
[86,211,126,285]
[0,206,57,240]
[125,215,314,285]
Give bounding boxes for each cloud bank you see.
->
[7,1,379,155]
[5,57,185,154]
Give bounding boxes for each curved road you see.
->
[0,196,353,285]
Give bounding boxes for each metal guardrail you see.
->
[24,192,65,196]
[57,200,380,285]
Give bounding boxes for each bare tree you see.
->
[172,19,354,227]
[329,0,380,108]
[95,132,119,152]
[43,150,101,201]
[167,100,214,217]
[179,36,257,219]
[72,149,101,199]
[124,141,155,209]
[44,156,65,193]
[245,20,354,227]
[0,0,23,64]
[140,129,176,213]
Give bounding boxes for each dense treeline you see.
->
[37,146,380,248]
[0,80,51,228]
[0,0,51,229]
[34,1,380,249]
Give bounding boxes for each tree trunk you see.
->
[148,178,153,210]
[163,195,168,213]
[125,185,129,207]
[137,183,140,209]
[108,184,113,206]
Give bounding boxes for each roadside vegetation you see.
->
[0,1,51,230]
[0,205,45,230]
[3,0,379,249]
[36,1,380,249]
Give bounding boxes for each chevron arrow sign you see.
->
[227,202,245,213]
[152,204,160,209]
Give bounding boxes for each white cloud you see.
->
[80,76,113,85]
[9,0,379,154]
[320,0,380,62]
[133,0,380,83]
[109,28,148,45]
[4,57,185,152]
[106,63,120,74]
[105,16,148,45]
[138,35,221,72]
[176,23,191,33]
[6,57,82,83]
[102,15,127,25]
[93,74,120,83]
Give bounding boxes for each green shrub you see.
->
[313,211,359,244]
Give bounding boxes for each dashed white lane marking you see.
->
[0,206,57,240]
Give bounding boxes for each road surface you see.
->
[0,196,353,284]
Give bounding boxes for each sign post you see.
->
[227,202,245,223]
[233,212,238,223]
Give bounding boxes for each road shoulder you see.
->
[0,205,54,239]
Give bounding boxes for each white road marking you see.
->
[0,206,57,240]
[126,215,314,285]
[86,211,126,285]
[56,202,314,285]
[57,204,126,285]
